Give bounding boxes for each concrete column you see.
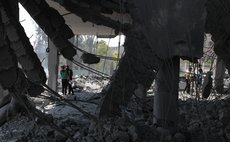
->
[154,57,180,129]
[48,39,59,92]
[214,56,225,93]
[66,37,74,70]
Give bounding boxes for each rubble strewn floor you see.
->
[0,76,230,142]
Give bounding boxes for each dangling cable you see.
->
[71,40,119,61]
[72,60,110,78]
[102,40,109,73]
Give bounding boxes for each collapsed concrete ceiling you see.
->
[1,0,230,141]
[46,0,132,35]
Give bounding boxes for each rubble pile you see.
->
[0,76,230,142]
[178,98,230,142]
[72,75,109,93]
[73,96,230,142]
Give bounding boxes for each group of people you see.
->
[184,65,203,94]
[60,65,74,95]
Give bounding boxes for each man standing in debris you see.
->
[196,64,203,88]
[195,65,203,98]
[184,67,192,93]
[60,65,68,95]
[66,65,74,95]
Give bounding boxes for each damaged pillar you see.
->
[154,57,179,129]
[214,56,225,93]
[48,39,59,92]
[66,38,74,70]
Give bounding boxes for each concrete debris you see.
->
[128,125,138,141]
[72,75,108,93]
[1,0,230,141]
[0,76,230,141]
[156,127,171,136]
[173,132,185,142]
[219,110,230,125]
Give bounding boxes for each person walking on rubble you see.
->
[196,65,203,90]
[66,65,74,95]
[60,65,68,95]
[184,67,192,93]
[195,65,203,99]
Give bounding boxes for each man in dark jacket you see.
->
[66,65,74,94]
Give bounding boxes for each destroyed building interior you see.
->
[1,0,230,141]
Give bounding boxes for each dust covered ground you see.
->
[0,76,230,142]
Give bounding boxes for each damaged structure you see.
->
[0,0,230,141]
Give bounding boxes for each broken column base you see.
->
[0,86,28,126]
[0,93,26,126]
[153,57,179,130]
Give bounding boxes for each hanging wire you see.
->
[109,0,126,74]
[117,34,121,59]
[70,35,110,78]
[72,59,110,78]
[117,0,123,59]
[102,40,110,73]
[71,39,119,61]
[97,20,114,74]
[69,35,118,80]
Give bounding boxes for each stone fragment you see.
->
[54,131,66,141]
[73,131,81,139]
[219,110,230,124]
[86,136,95,142]
[157,127,170,136]
[128,125,137,141]
[164,134,172,141]
[173,132,185,142]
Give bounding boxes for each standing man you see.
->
[184,67,192,93]
[66,65,74,95]
[197,64,203,88]
[196,64,203,99]
[60,65,68,95]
